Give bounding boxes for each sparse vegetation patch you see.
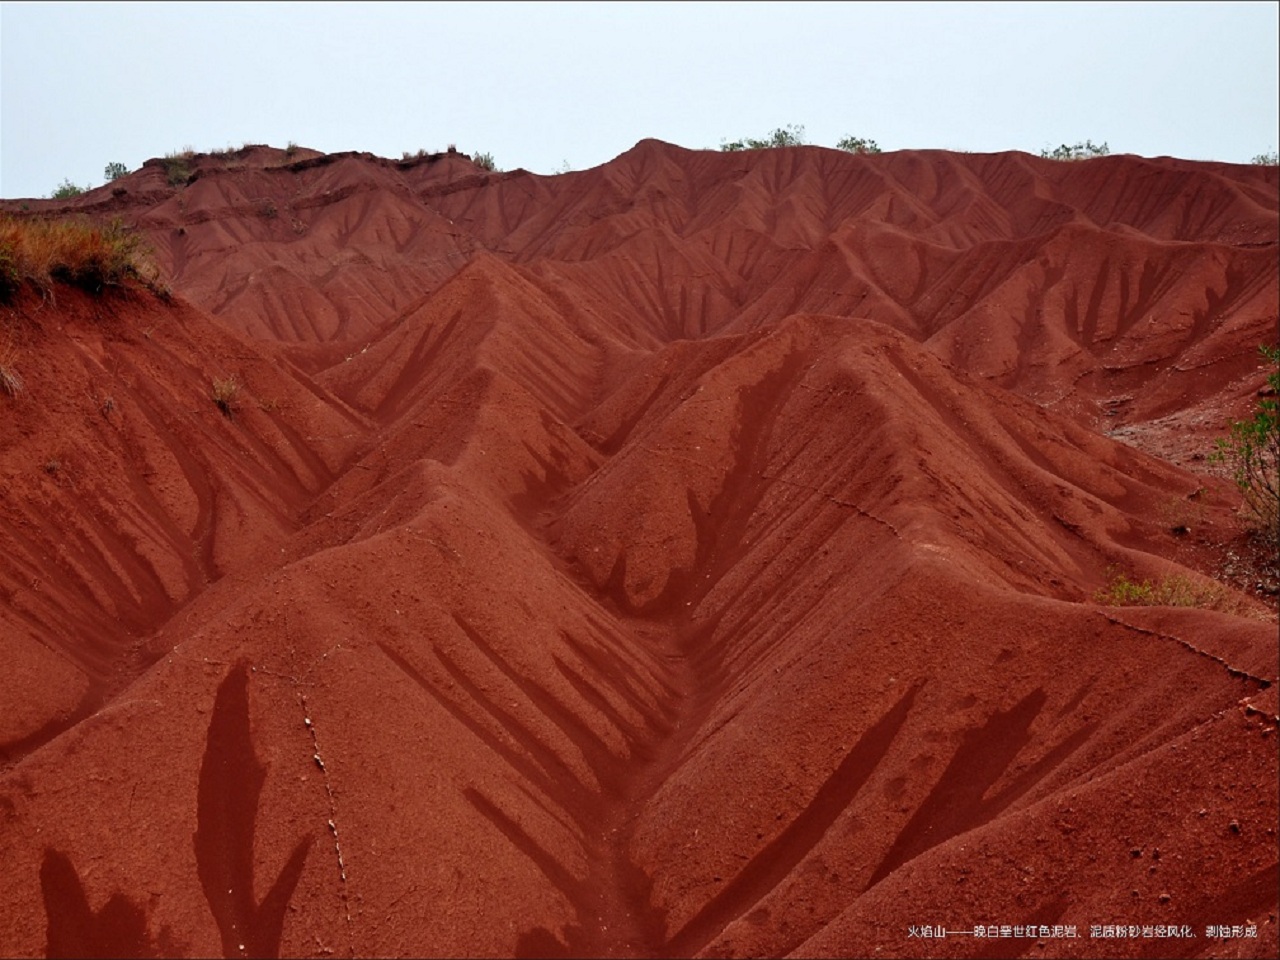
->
[162,150,194,186]
[212,376,240,418]
[1210,344,1280,554]
[1094,566,1244,613]
[51,179,86,200]
[0,215,159,298]
[1040,140,1111,161]
[721,124,807,152]
[836,136,882,154]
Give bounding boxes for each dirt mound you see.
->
[0,142,1275,958]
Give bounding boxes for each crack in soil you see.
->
[1096,610,1275,688]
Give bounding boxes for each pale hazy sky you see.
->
[2,1,1277,199]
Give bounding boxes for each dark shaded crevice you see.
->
[866,687,1092,892]
[454,614,627,796]
[376,640,592,830]
[667,683,922,957]
[559,629,680,730]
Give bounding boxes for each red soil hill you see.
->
[0,141,1275,959]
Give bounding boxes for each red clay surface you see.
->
[0,141,1277,958]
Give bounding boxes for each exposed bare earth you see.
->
[0,142,1276,959]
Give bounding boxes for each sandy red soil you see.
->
[0,142,1276,958]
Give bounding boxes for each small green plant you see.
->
[836,136,882,154]
[1252,151,1279,166]
[1095,569,1157,605]
[51,179,86,199]
[1094,566,1237,611]
[1040,140,1111,161]
[284,141,299,158]
[473,151,498,172]
[721,124,807,152]
[104,162,129,181]
[1210,344,1280,550]
[212,376,240,418]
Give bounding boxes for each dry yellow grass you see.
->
[0,215,158,298]
[0,338,23,397]
[1094,565,1261,617]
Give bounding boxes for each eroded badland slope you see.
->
[0,141,1276,958]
